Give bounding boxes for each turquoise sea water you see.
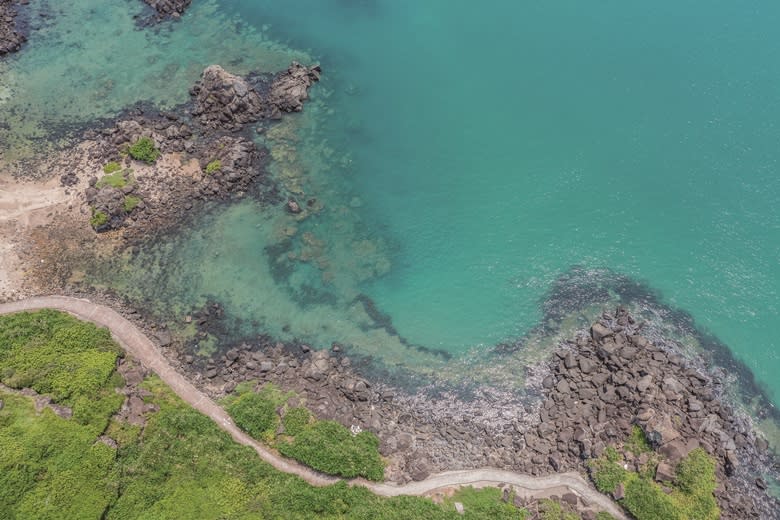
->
[2,1,779,401]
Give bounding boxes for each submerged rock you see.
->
[142,0,191,21]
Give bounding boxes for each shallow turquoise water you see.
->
[2,1,779,401]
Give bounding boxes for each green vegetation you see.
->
[589,443,720,520]
[227,391,278,440]
[539,499,578,520]
[0,310,535,519]
[624,425,652,455]
[283,406,311,436]
[127,137,160,163]
[278,420,386,481]
[123,195,141,212]
[0,311,125,518]
[443,487,525,519]
[225,382,386,481]
[103,161,122,174]
[90,209,109,229]
[96,169,129,189]
[205,159,222,174]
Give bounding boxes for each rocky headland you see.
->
[0,0,26,55]
[53,62,320,235]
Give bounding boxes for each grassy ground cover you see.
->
[588,428,719,520]
[0,310,537,519]
[225,381,386,481]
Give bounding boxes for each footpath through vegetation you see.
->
[0,297,630,518]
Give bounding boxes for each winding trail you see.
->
[0,296,627,519]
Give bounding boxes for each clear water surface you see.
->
[1,0,778,402]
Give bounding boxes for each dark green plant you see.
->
[128,137,160,163]
[278,420,385,481]
[205,159,222,174]
[226,392,277,440]
[282,407,311,436]
[622,477,680,520]
[90,209,108,229]
[588,455,627,495]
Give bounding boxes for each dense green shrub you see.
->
[0,310,122,434]
[624,425,652,455]
[128,137,160,163]
[589,442,720,520]
[278,420,385,481]
[226,391,277,440]
[90,209,109,228]
[283,406,311,436]
[622,477,680,520]
[674,448,719,520]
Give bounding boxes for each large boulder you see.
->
[267,62,322,117]
[641,415,681,447]
[191,65,265,130]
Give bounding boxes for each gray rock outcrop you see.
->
[191,65,265,131]
[0,0,26,56]
[267,62,322,117]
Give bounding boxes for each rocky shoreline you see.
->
[1,40,778,520]
[0,0,26,56]
[83,289,778,518]
[48,62,320,238]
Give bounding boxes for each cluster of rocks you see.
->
[266,62,323,117]
[66,61,319,234]
[0,382,72,419]
[0,0,26,56]
[113,356,158,427]
[164,302,539,482]
[535,307,779,519]
[191,65,266,131]
[190,62,322,128]
[142,0,191,22]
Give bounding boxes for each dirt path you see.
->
[0,296,627,519]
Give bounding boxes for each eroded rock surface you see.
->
[267,62,322,117]
[142,0,191,21]
[191,65,265,131]
[0,0,26,56]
